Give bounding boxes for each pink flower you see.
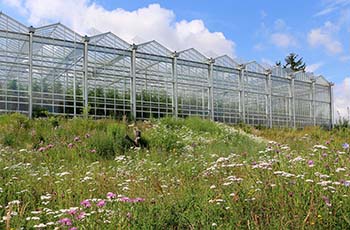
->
[68,143,74,148]
[132,197,145,203]
[96,199,106,207]
[46,144,54,149]
[322,196,332,207]
[80,199,91,208]
[308,160,314,167]
[107,192,116,199]
[58,217,72,226]
[38,147,46,152]
[74,136,80,142]
[69,227,78,230]
[90,149,96,153]
[67,209,77,215]
[119,196,130,202]
[119,196,145,203]
[85,133,91,138]
[76,212,86,220]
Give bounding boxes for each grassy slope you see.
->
[0,114,349,229]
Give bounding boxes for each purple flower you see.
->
[119,196,145,203]
[67,209,77,215]
[322,196,332,207]
[119,196,130,202]
[74,136,80,142]
[68,143,74,148]
[308,160,314,167]
[76,212,86,220]
[343,143,349,149]
[69,227,78,230]
[132,197,145,203]
[106,192,116,199]
[97,199,106,207]
[80,199,91,208]
[38,147,46,152]
[90,149,96,153]
[58,217,72,226]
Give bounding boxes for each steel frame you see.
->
[0,12,333,127]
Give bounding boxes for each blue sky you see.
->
[1,0,350,115]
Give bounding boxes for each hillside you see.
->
[0,114,349,229]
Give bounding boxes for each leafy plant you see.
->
[107,124,133,153]
[87,131,116,159]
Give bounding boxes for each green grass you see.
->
[0,114,350,229]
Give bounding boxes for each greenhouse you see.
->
[0,12,333,128]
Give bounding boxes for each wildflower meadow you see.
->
[0,114,350,229]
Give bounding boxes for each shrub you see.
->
[159,117,185,129]
[87,132,116,159]
[3,132,16,146]
[33,107,49,118]
[49,116,60,128]
[184,117,221,134]
[148,124,185,152]
[107,124,133,153]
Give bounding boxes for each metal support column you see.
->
[28,26,35,119]
[83,35,89,118]
[265,70,272,128]
[290,75,296,128]
[172,51,179,118]
[238,65,246,123]
[311,79,316,126]
[73,72,76,117]
[329,82,334,128]
[130,44,137,119]
[208,58,215,120]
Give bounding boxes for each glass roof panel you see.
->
[0,12,28,33]
[137,40,172,56]
[271,66,290,78]
[246,61,266,74]
[293,71,309,81]
[214,55,239,68]
[178,48,207,63]
[89,32,130,49]
[315,75,329,85]
[36,23,82,41]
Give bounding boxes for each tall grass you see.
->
[0,114,349,229]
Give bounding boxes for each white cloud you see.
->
[2,0,27,15]
[260,10,267,19]
[1,0,235,57]
[314,6,338,17]
[270,33,297,48]
[253,43,265,51]
[273,19,287,30]
[260,58,274,68]
[334,77,350,120]
[307,21,343,54]
[340,55,350,62]
[315,0,350,17]
[256,18,298,49]
[305,62,323,73]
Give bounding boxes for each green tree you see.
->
[282,53,306,72]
